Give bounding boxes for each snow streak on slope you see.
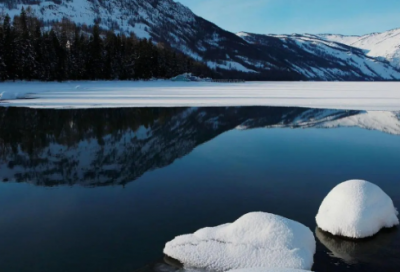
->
[320,29,400,69]
[237,32,400,80]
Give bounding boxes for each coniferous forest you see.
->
[0,7,216,82]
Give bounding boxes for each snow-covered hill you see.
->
[0,0,296,79]
[319,29,400,69]
[237,32,400,81]
[1,0,400,80]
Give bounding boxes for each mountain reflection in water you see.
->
[0,106,399,187]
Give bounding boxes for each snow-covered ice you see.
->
[316,180,399,239]
[228,268,311,272]
[163,212,316,271]
[1,81,400,110]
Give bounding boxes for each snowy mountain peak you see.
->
[237,32,400,81]
[1,0,400,80]
[319,28,400,69]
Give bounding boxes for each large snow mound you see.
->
[316,180,399,238]
[228,268,311,272]
[163,212,316,271]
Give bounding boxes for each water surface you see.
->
[0,106,399,272]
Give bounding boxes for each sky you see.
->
[175,0,400,35]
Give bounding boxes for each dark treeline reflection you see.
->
[0,107,181,154]
[0,106,360,186]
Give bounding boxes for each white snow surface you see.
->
[228,268,311,272]
[2,81,400,110]
[316,180,399,239]
[163,212,316,271]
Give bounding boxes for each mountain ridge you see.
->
[1,0,400,81]
[318,28,400,69]
[237,31,400,80]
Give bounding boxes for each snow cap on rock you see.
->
[163,212,316,271]
[228,268,312,272]
[316,179,399,239]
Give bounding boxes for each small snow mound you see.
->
[163,212,316,271]
[316,180,399,238]
[228,268,311,272]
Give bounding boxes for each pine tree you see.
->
[87,24,104,79]
[32,23,44,80]
[0,12,215,82]
[0,22,6,81]
[3,14,16,81]
[16,7,36,80]
[51,29,67,81]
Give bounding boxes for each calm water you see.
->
[0,106,399,272]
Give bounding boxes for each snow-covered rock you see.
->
[316,180,399,238]
[163,212,316,271]
[228,268,311,272]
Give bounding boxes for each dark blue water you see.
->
[0,107,399,272]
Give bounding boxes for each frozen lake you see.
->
[0,106,399,272]
[1,81,400,110]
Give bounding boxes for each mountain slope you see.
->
[1,0,400,81]
[319,29,400,69]
[0,0,300,80]
[237,32,400,81]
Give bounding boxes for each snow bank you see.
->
[316,180,399,238]
[1,81,400,110]
[228,268,311,272]
[163,212,316,271]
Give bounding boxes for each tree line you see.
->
[0,7,216,81]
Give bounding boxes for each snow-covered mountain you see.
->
[0,0,299,79]
[237,32,400,81]
[319,29,400,69]
[1,0,400,80]
[1,107,399,187]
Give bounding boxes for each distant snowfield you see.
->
[1,81,400,110]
